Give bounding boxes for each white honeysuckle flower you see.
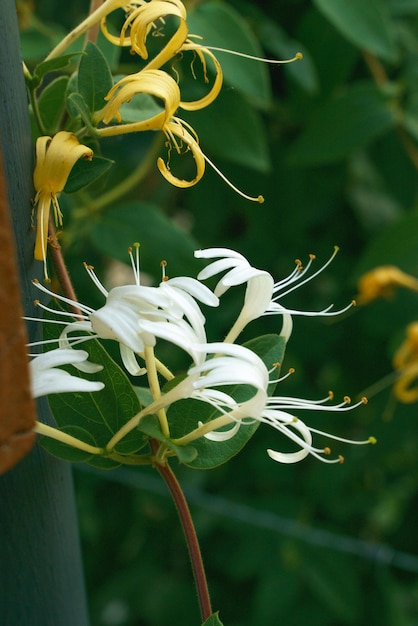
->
[260,393,373,464]
[30,348,104,398]
[195,248,275,343]
[168,343,270,444]
[195,246,355,343]
[198,386,373,463]
[26,245,218,376]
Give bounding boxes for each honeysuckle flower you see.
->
[29,348,104,398]
[27,245,218,376]
[94,69,181,128]
[261,392,372,464]
[357,265,418,305]
[195,247,354,343]
[392,322,418,403]
[168,344,374,463]
[101,0,188,66]
[33,132,93,280]
[203,390,372,464]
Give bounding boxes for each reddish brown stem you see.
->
[151,441,212,622]
[48,217,82,315]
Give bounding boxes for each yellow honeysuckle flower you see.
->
[157,117,264,203]
[357,265,418,305]
[178,41,223,111]
[33,131,93,280]
[95,68,181,128]
[101,0,188,69]
[393,322,418,403]
[157,117,205,188]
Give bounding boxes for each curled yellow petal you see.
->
[393,322,418,403]
[157,118,205,188]
[96,69,181,129]
[101,0,188,70]
[179,42,223,111]
[357,265,418,305]
[33,132,93,279]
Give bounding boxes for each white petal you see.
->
[200,420,241,441]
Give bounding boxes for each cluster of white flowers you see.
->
[27,246,374,464]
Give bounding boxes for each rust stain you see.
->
[0,148,36,474]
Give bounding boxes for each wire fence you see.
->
[76,464,418,574]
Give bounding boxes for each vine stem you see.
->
[48,217,82,315]
[151,440,212,623]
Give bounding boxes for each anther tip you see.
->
[369,436,377,444]
[338,455,345,464]
[295,52,303,60]
[257,195,264,204]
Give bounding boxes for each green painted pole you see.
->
[0,3,90,624]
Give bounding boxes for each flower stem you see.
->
[151,441,212,622]
[34,421,103,455]
[44,0,126,61]
[48,218,82,316]
[145,345,170,437]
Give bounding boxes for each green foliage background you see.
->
[20,0,418,623]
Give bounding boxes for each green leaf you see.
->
[32,52,81,85]
[37,76,69,134]
[288,82,396,167]
[89,202,200,279]
[64,155,114,193]
[41,321,148,465]
[313,0,398,61]
[187,1,272,109]
[77,41,113,114]
[137,415,198,464]
[66,92,94,127]
[202,612,225,626]
[167,334,286,469]
[182,87,270,172]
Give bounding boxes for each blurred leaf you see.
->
[387,0,418,16]
[303,551,361,624]
[89,202,200,279]
[77,41,113,113]
[313,0,398,61]
[183,87,270,172]
[19,25,67,62]
[187,0,272,109]
[258,19,318,95]
[288,82,396,166]
[202,613,225,626]
[352,211,418,278]
[38,76,69,133]
[64,155,114,193]
[168,334,286,469]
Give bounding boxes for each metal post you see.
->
[0,3,90,624]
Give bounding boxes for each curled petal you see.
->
[102,0,188,69]
[179,43,223,111]
[97,69,180,127]
[157,118,205,187]
[30,348,104,398]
